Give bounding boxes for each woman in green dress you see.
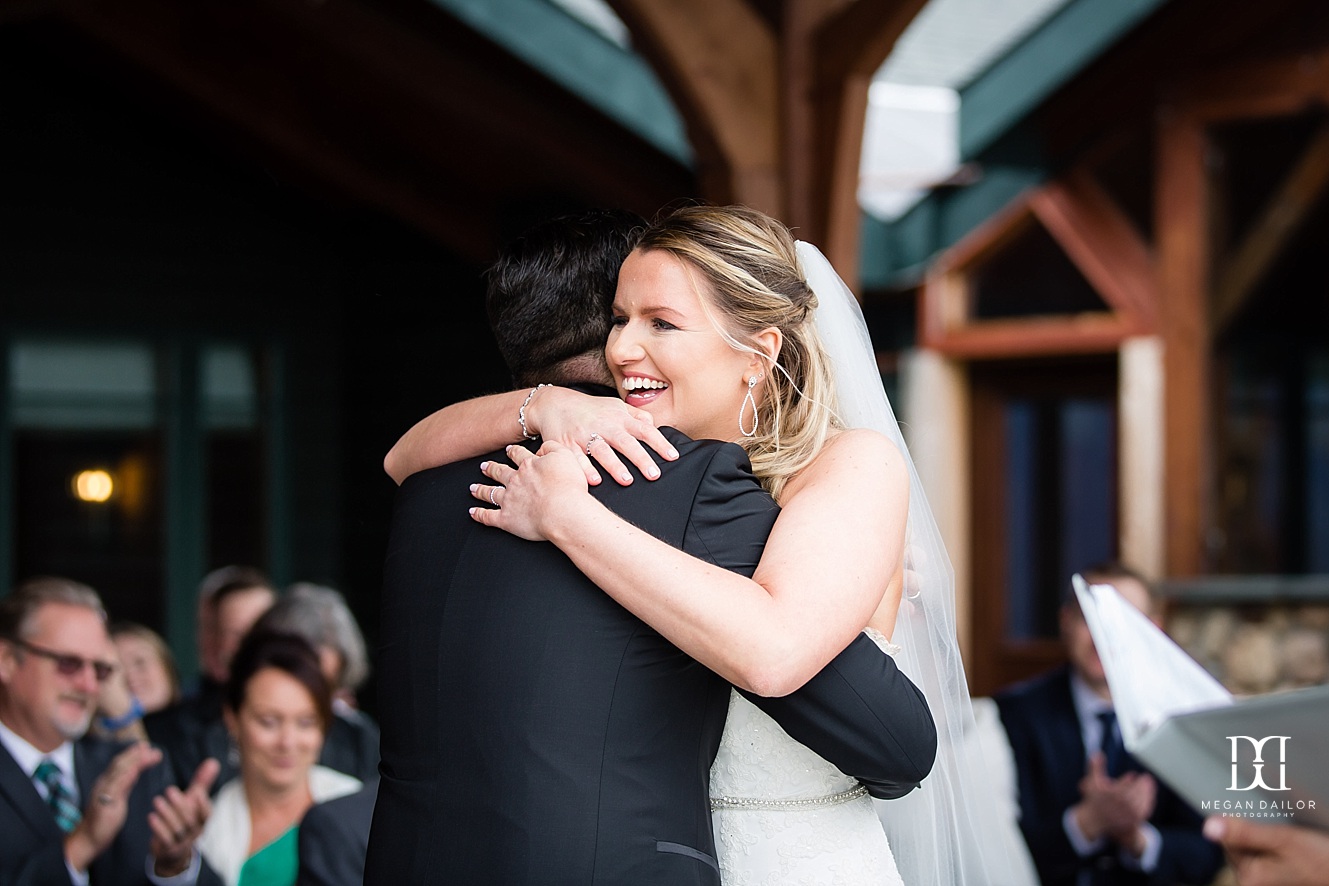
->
[197,631,361,886]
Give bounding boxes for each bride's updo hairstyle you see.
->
[636,204,840,502]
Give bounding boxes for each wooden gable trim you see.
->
[929,191,1040,277]
[1029,170,1159,334]
[919,165,1157,358]
[924,313,1130,360]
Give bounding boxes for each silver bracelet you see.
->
[517,384,548,440]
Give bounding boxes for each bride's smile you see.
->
[608,247,770,444]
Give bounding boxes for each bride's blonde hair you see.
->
[636,205,841,502]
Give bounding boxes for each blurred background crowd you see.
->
[2,0,1327,884]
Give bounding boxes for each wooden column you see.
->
[612,0,926,283]
[611,0,781,212]
[804,0,928,281]
[1155,110,1212,577]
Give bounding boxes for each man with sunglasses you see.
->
[0,576,221,885]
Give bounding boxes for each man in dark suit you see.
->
[366,210,936,885]
[995,565,1223,885]
[0,577,219,886]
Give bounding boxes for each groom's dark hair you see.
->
[485,208,646,387]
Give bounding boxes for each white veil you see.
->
[796,241,1022,885]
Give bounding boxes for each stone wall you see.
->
[1167,602,1329,694]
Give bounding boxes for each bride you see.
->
[389,205,1012,884]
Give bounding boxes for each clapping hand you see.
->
[1074,753,1157,853]
[148,758,220,877]
[65,742,162,873]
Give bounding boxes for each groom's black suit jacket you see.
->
[366,420,936,886]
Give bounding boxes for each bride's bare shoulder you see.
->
[786,428,906,499]
[821,426,903,465]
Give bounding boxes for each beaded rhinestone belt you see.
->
[710,784,869,811]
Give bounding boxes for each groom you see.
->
[365,210,936,885]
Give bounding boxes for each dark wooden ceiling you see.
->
[8,0,696,264]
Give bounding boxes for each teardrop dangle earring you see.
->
[738,375,760,438]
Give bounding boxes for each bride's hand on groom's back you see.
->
[470,443,596,541]
[526,387,677,486]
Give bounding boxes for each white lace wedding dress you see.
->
[710,634,905,886]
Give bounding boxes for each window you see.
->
[5,338,269,629]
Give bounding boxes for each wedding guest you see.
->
[250,585,379,784]
[95,623,182,744]
[197,630,360,886]
[1205,815,1329,886]
[257,584,370,712]
[0,576,219,885]
[994,564,1223,885]
[113,623,181,714]
[146,567,277,791]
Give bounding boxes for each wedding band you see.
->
[96,793,113,806]
[585,433,602,455]
[488,487,498,506]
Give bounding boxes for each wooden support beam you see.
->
[611,0,780,213]
[1176,50,1329,123]
[1156,109,1212,577]
[926,313,1131,360]
[806,0,928,283]
[819,75,873,287]
[1030,170,1159,333]
[1214,122,1329,333]
[614,0,927,285]
[782,0,847,241]
[815,0,928,84]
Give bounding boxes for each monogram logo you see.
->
[1228,736,1291,791]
